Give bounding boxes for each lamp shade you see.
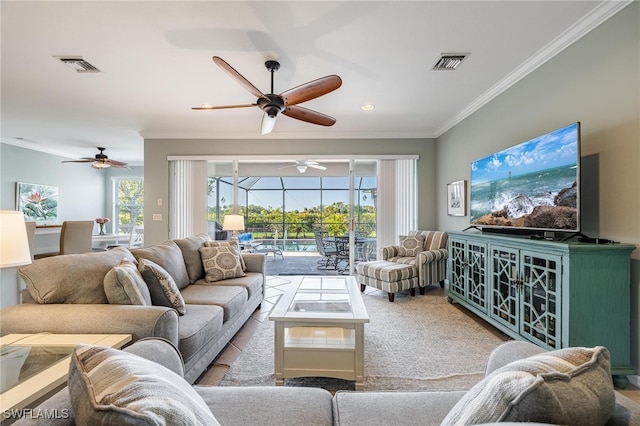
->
[222,214,245,231]
[0,211,32,268]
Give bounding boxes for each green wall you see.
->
[435,3,640,373]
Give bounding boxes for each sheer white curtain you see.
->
[169,160,209,239]
[376,159,417,255]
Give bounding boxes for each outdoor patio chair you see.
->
[314,231,337,270]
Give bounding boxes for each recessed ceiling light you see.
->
[361,104,375,111]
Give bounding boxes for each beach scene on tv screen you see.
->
[470,123,579,230]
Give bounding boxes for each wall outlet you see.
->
[152,214,162,221]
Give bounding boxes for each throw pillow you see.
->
[174,233,212,284]
[104,258,152,305]
[138,258,186,316]
[200,243,246,283]
[204,240,246,271]
[441,346,615,426]
[130,240,190,289]
[69,344,219,425]
[397,235,425,256]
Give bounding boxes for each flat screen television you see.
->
[469,122,580,233]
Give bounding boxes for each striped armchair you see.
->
[382,230,449,290]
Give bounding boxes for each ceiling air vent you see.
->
[55,56,101,73]
[432,54,468,71]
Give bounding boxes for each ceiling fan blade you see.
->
[280,75,342,106]
[308,163,327,170]
[212,56,266,100]
[282,105,336,126]
[107,159,128,167]
[62,159,93,163]
[261,112,277,135]
[192,103,257,110]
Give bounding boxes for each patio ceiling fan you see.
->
[193,56,342,135]
[61,147,129,169]
[279,160,327,173]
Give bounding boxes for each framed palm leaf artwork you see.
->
[16,182,59,223]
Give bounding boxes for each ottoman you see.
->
[356,260,418,302]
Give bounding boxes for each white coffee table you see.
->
[269,275,370,390]
[0,333,132,415]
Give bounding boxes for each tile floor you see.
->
[197,274,640,405]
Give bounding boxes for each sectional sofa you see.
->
[10,338,640,425]
[0,233,265,383]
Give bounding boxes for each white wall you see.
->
[435,3,640,371]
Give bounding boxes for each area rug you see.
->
[217,288,508,392]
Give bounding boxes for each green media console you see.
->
[446,231,636,387]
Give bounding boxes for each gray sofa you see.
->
[11,338,640,425]
[0,233,265,384]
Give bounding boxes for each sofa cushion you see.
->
[204,240,246,271]
[131,240,190,289]
[103,258,152,305]
[181,285,247,322]
[200,244,246,283]
[193,271,263,300]
[441,346,615,426]
[174,233,212,284]
[68,344,219,425]
[19,247,135,304]
[397,235,425,257]
[138,258,186,316]
[177,304,224,364]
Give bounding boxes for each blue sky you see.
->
[471,122,579,184]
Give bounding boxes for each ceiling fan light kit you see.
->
[193,56,342,135]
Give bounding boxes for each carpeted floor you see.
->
[198,280,509,393]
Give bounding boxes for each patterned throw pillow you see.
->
[441,346,615,426]
[104,258,152,305]
[397,235,426,256]
[200,243,246,283]
[204,240,246,271]
[69,344,219,425]
[138,258,186,316]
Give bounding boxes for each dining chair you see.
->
[59,220,94,254]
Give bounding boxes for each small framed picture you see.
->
[447,180,466,216]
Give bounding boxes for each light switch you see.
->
[157,198,163,206]
[152,214,162,221]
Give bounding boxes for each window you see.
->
[112,178,144,233]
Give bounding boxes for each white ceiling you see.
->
[0,1,631,165]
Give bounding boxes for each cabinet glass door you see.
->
[466,242,487,312]
[490,246,519,331]
[448,239,467,299]
[520,253,561,349]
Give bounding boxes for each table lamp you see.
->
[0,211,32,268]
[222,214,245,241]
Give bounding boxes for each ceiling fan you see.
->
[193,56,342,135]
[279,160,327,173]
[62,147,129,169]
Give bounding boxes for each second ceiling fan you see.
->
[193,56,342,135]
